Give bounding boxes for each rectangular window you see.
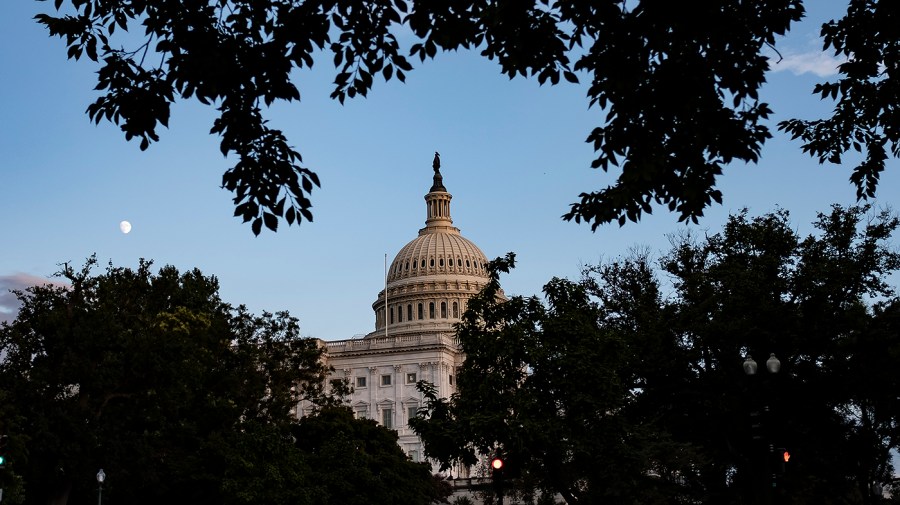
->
[355,408,368,419]
[381,374,392,386]
[408,405,418,423]
[409,450,419,462]
[356,376,367,388]
[449,374,454,385]
[406,372,417,384]
[382,408,393,429]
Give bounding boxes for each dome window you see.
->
[418,303,424,320]
[413,259,417,269]
[441,302,447,318]
[457,258,462,267]
[407,304,412,321]
[398,307,403,322]
[453,302,459,318]
[430,258,435,267]
[439,258,444,267]
[421,259,425,268]
[405,261,409,271]
[429,302,435,319]
[466,259,470,268]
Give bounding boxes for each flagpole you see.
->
[384,253,388,339]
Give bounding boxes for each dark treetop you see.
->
[35,0,899,234]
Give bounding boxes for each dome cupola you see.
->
[369,153,493,337]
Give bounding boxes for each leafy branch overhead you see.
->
[35,0,899,234]
[777,0,900,202]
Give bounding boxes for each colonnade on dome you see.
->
[368,154,493,338]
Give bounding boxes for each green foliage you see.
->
[294,406,450,505]
[0,257,440,505]
[778,0,900,202]
[415,205,900,504]
[644,204,900,504]
[35,0,900,233]
[414,253,684,504]
[0,257,325,505]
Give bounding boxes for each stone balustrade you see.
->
[324,332,459,353]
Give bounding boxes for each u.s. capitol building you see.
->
[300,155,501,476]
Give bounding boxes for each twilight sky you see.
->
[1,1,897,339]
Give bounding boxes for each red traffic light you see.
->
[491,458,504,470]
[783,450,790,462]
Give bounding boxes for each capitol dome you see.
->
[369,154,494,337]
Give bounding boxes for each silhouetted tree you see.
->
[0,257,443,505]
[646,205,900,504]
[34,1,899,233]
[295,406,451,505]
[412,253,698,504]
[415,205,900,504]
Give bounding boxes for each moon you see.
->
[119,220,132,234]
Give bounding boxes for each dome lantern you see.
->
[368,154,495,337]
[423,152,454,233]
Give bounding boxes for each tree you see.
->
[0,257,443,505]
[414,204,900,504]
[650,205,900,504]
[778,0,900,202]
[595,204,900,504]
[0,257,326,505]
[412,253,695,504]
[294,406,451,505]
[33,0,899,234]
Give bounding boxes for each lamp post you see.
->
[743,353,781,376]
[96,469,105,505]
[743,353,781,505]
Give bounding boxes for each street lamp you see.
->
[96,469,106,505]
[743,353,782,505]
[743,353,781,376]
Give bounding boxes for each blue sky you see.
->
[1,1,898,339]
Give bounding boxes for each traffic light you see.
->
[773,447,789,476]
[491,455,505,505]
[0,435,7,468]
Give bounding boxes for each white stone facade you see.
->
[322,333,463,470]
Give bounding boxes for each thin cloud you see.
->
[769,50,845,77]
[0,273,69,323]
